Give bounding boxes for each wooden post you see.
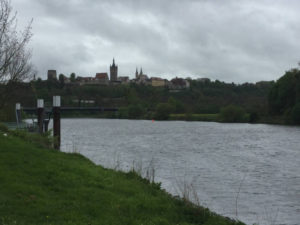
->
[53,96,61,150]
[15,103,21,128]
[37,99,44,134]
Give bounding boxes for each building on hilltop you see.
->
[110,58,118,82]
[151,77,166,87]
[95,73,109,85]
[135,67,150,85]
[197,78,210,83]
[169,77,190,89]
[118,76,130,84]
[47,70,57,80]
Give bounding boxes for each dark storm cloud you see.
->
[12,0,300,82]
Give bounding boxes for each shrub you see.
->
[219,105,247,123]
[9,130,53,148]
[249,112,259,123]
[154,103,173,120]
[291,102,300,124]
[0,122,9,132]
[128,104,145,119]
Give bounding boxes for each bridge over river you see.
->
[22,107,118,114]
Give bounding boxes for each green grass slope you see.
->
[0,133,245,225]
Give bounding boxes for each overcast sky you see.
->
[12,0,300,83]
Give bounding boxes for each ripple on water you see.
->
[60,119,300,225]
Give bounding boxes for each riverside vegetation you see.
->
[0,124,245,225]
[1,67,299,125]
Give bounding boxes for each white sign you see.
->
[37,99,44,108]
[53,96,61,107]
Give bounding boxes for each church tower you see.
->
[135,68,139,79]
[110,58,118,81]
[139,68,143,76]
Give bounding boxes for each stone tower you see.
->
[47,70,57,80]
[110,58,118,81]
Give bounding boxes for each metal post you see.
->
[16,103,21,128]
[53,96,61,150]
[37,99,44,134]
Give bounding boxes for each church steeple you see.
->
[135,67,139,78]
[139,68,143,76]
[110,58,118,82]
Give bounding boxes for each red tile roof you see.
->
[96,73,108,79]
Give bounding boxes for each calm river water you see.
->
[60,119,300,225]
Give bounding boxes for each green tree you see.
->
[59,74,65,88]
[268,68,300,115]
[154,103,173,120]
[219,105,247,123]
[168,97,184,113]
[291,102,300,124]
[70,73,76,82]
[128,104,145,119]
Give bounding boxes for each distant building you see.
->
[170,77,190,89]
[197,78,210,83]
[95,73,109,85]
[60,74,70,83]
[135,68,150,85]
[76,76,96,85]
[118,76,130,84]
[47,70,57,80]
[110,58,118,82]
[151,77,165,87]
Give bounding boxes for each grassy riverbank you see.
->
[0,131,245,225]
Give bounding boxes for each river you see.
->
[60,119,300,225]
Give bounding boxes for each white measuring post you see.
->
[53,96,61,149]
[37,99,44,134]
[15,103,21,128]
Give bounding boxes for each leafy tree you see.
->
[59,74,65,88]
[168,97,184,113]
[219,105,247,123]
[291,102,300,124]
[268,68,300,115]
[0,0,33,109]
[154,103,173,120]
[128,104,145,119]
[70,73,76,82]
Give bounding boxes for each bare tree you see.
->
[0,0,33,108]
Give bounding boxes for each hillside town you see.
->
[47,59,193,90]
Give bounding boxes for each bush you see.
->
[154,103,173,120]
[117,107,129,119]
[9,130,53,148]
[128,104,145,119]
[219,105,247,123]
[291,102,300,124]
[249,112,259,123]
[0,122,8,132]
[0,106,16,122]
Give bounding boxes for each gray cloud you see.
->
[12,0,300,82]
